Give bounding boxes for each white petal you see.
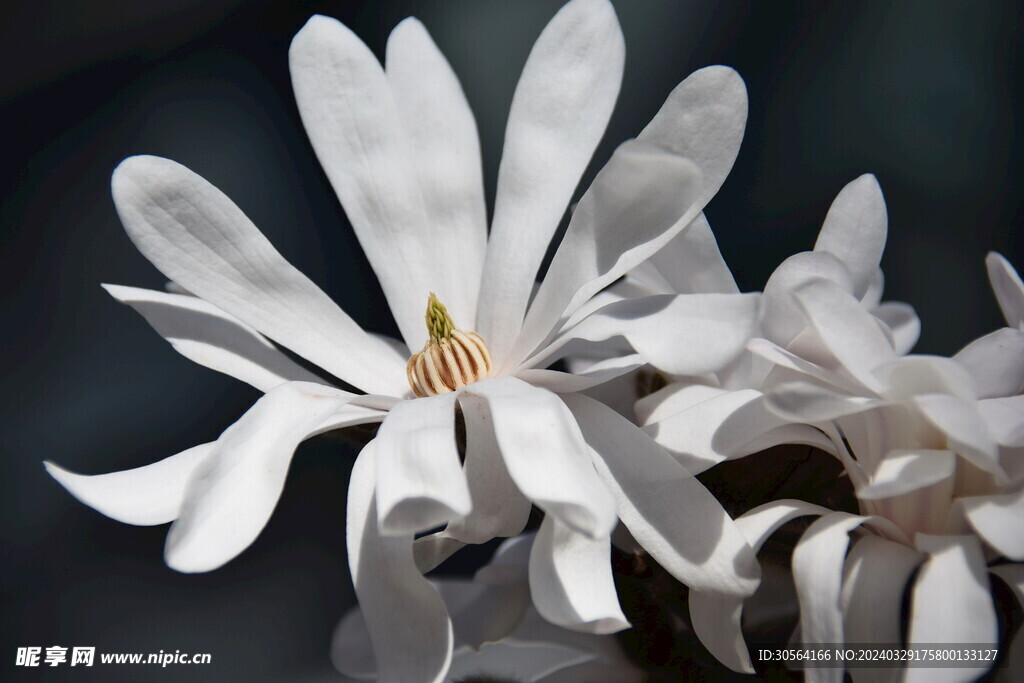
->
[858,449,956,500]
[873,301,920,355]
[103,284,324,392]
[331,607,377,679]
[793,278,897,393]
[874,354,978,402]
[450,581,532,650]
[747,337,865,395]
[464,377,616,539]
[374,393,471,535]
[961,488,1024,560]
[346,441,453,683]
[977,395,1024,447]
[525,293,759,377]
[565,393,761,596]
[905,535,998,683]
[688,499,831,674]
[385,18,487,323]
[637,66,748,211]
[164,382,374,572]
[478,0,625,360]
[813,174,888,298]
[111,155,406,396]
[952,327,1024,399]
[987,252,1024,328]
[289,16,470,349]
[507,140,703,369]
[443,394,532,545]
[644,213,740,294]
[861,268,885,309]
[529,515,629,634]
[515,355,646,393]
[761,251,855,347]
[765,381,882,422]
[45,443,213,526]
[412,531,466,574]
[914,393,1004,480]
[635,383,727,427]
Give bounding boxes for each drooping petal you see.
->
[290,16,472,349]
[45,443,214,526]
[346,441,453,683]
[565,393,761,596]
[464,377,616,539]
[905,535,998,683]
[443,394,532,545]
[111,155,407,396]
[164,382,380,572]
[528,515,629,634]
[961,488,1024,560]
[374,392,470,535]
[857,449,956,500]
[524,293,759,376]
[385,18,488,323]
[103,284,324,392]
[913,393,1004,480]
[986,252,1024,328]
[813,174,888,299]
[873,301,921,356]
[952,327,1024,399]
[508,141,703,368]
[644,213,740,294]
[688,499,831,674]
[477,0,625,360]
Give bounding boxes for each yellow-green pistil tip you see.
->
[425,292,455,342]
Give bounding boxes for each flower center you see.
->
[406,293,492,397]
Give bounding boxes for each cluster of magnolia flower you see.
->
[47,1,1022,681]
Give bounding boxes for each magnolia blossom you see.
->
[45,1,764,680]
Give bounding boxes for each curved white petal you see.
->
[987,252,1024,328]
[525,293,759,377]
[874,354,978,402]
[645,213,739,295]
[385,18,487,323]
[103,284,324,392]
[565,393,761,596]
[331,607,377,680]
[747,337,866,395]
[443,394,532,544]
[464,377,616,539]
[635,383,726,426]
[111,155,406,396]
[412,531,466,574]
[766,381,882,422]
[873,301,920,356]
[346,441,453,683]
[290,16,471,350]
[478,0,625,360]
[858,449,956,500]
[977,395,1024,447]
[952,327,1024,399]
[905,534,998,683]
[46,443,213,526]
[813,174,888,299]
[164,382,376,572]
[761,251,855,347]
[515,354,646,393]
[374,393,470,535]
[508,141,703,369]
[529,515,629,634]
[961,488,1024,560]
[913,393,1004,480]
[689,499,831,674]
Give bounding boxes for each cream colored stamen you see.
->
[407,293,492,397]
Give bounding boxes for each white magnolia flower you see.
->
[332,535,646,683]
[45,1,763,680]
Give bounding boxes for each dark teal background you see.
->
[2,1,1021,679]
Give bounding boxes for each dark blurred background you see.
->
[2,1,1020,680]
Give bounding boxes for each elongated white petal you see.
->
[509,141,703,368]
[858,449,956,500]
[103,284,324,392]
[565,393,761,596]
[525,293,759,376]
[874,354,978,402]
[111,155,406,396]
[914,393,1003,480]
[905,535,997,683]
[813,175,888,299]
[515,354,645,393]
[478,0,625,360]
[961,488,1024,560]
[766,381,882,422]
[747,337,866,395]
[290,16,471,349]
[952,327,1024,399]
[873,301,920,355]
[374,393,470,535]
[346,441,453,683]
[637,66,748,211]
[689,500,831,674]
[385,18,487,324]
[46,443,213,526]
[645,213,739,294]
[165,382,376,572]
[761,251,855,347]
[529,515,628,634]
[987,252,1024,328]
[464,377,616,538]
[443,395,532,544]
[635,383,727,427]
